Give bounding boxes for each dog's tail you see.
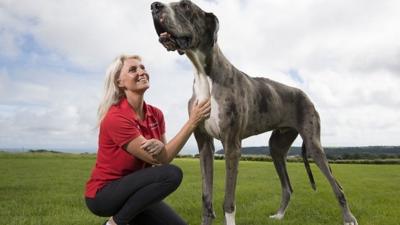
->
[302,142,316,191]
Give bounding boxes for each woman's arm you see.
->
[142,99,211,164]
[124,135,161,165]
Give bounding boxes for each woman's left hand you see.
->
[141,139,165,156]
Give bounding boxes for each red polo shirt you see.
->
[85,98,165,198]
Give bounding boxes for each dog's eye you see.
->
[180,1,190,10]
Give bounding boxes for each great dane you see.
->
[151,1,358,225]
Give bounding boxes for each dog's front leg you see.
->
[194,129,216,225]
[222,139,241,225]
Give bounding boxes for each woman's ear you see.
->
[115,76,123,88]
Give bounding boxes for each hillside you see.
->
[216,146,400,159]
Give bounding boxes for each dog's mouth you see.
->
[153,17,191,55]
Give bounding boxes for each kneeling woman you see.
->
[85,55,210,225]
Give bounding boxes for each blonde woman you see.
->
[85,55,211,225]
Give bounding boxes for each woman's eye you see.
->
[129,66,137,72]
[140,65,145,70]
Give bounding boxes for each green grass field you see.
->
[0,152,399,225]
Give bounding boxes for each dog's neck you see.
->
[186,49,211,101]
[186,44,238,101]
[186,49,207,76]
[186,44,235,79]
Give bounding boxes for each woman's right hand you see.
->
[189,98,211,128]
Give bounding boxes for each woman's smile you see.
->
[136,75,149,84]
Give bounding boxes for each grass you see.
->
[0,152,399,225]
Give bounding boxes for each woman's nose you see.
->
[137,67,145,74]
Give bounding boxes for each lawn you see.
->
[0,152,399,225]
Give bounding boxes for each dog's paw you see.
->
[201,212,216,225]
[344,213,358,225]
[344,222,356,225]
[269,213,284,220]
[344,219,358,225]
[224,211,236,225]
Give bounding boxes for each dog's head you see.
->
[151,0,219,55]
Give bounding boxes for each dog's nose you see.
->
[151,2,164,13]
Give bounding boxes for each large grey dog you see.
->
[151,1,358,225]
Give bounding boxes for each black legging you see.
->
[85,164,187,225]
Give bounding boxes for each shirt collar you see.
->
[119,97,153,121]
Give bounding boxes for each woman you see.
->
[85,54,211,225]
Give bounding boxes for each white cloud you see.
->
[0,68,101,150]
[0,0,399,154]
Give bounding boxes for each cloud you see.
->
[0,0,400,153]
[0,66,101,150]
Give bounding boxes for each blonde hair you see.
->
[97,54,142,124]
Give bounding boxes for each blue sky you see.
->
[1,0,400,154]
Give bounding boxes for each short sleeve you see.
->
[102,113,141,147]
[154,107,166,135]
[159,113,166,135]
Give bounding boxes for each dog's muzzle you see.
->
[151,2,191,55]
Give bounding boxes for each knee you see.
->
[162,164,183,187]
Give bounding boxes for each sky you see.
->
[0,0,399,154]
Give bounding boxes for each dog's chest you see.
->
[193,73,222,140]
[188,50,222,139]
[204,96,221,139]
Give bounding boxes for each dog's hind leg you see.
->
[299,112,358,225]
[194,129,216,225]
[268,128,299,220]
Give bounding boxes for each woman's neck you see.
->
[125,92,145,120]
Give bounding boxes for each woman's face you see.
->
[118,58,150,94]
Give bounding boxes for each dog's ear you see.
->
[206,12,219,47]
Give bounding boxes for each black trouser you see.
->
[85,164,187,225]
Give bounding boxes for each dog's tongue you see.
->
[160,32,170,38]
[159,32,177,51]
[159,32,186,55]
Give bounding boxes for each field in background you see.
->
[0,152,399,225]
